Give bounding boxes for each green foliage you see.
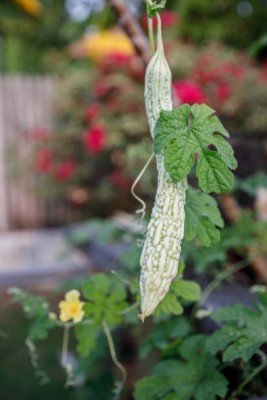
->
[175,0,267,49]
[236,172,267,196]
[82,273,127,325]
[154,276,201,317]
[154,104,237,193]
[207,294,267,362]
[134,335,228,400]
[68,219,121,246]
[7,287,56,340]
[75,323,99,357]
[139,316,191,359]
[184,187,224,246]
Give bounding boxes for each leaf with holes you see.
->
[154,104,237,193]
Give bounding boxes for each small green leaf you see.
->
[75,323,98,357]
[155,292,183,316]
[154,104,237,194]
[172,280,201,301]
[81,274,127,326]
[83,274,109,300]
[184,187,223,246]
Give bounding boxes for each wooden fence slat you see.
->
[0,75,57,230]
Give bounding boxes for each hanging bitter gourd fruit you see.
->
[139,15,187,321]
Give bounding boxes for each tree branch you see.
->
[107,0,150,66]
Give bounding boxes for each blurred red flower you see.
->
[173,80,206,105]
[216,82,231,101]
[84,103,100,122]
[109,169,132,190]
[35,148,53,173]
[83,125,106,156]
[55,161,76,181]
[142,11,179,30]
[104,52,133,65]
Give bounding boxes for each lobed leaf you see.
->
[154,103,237,194]
[134,335,228,400]
[184,187,223,246]
[207,297,267,362]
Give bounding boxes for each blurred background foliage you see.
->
[1,0,267,74]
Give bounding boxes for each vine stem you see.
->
[230,355,267,399]
[102,320,127,389]
[200,258,251,307]
[191,258,252,319]
[131,152,154,222]
[61,324,70,366]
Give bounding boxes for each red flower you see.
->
[84,103,100,122]
[55,161,76,181]
[109,169,132,190]
[104,52,133,65]
[93,81,109,97]
[142,11,179,30]
[173,80,206,105]
[216,82,231,102]
[35,148,53,173]
[83,125,106,156]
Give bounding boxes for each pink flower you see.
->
[173,80,206,105]
[142,11,179,30]
[103,52,133,65]
[83,125,106,156]
[109,169,132,190]
[84,103,100,122]
[216,82,231,102]
[55,161,76,181]
[35,148,53,173]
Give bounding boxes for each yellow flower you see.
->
[59,289,85,324]
[14,0,43,16]
[70,29,135,62]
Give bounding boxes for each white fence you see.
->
[0,75,56,229]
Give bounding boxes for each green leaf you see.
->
[223,337,261,362]
[207,326,241,355]
[134,376,169,400]
[207,298,267,362]
[75,323,98,357]
[196,150,235,193]
[139,317,191,359]
[7,287,56,341]
[184,187,223,246]
[172,280,201,301]
[154,104,237,193]
[82,274,127,326]
[135,335,228,400]
[154,292,183,316]
[154,274,200,317]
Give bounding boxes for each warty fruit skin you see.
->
[139,22,187,321]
